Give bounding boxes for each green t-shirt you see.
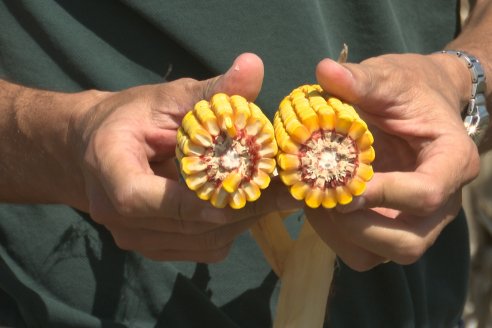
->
[0,1,467,327]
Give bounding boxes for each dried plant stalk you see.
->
[249,211,295,277]
[273,218,336,328]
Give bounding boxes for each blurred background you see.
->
[463,150,492,328]
[446,1,492,327]
[461,3,491,323]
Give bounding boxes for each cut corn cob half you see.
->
[274,84,375,208]
[176,93,277,208]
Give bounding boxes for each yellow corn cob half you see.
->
[176,93,277,208]
[274,84,375,208]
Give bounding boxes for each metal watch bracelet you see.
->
[436,50,489,145]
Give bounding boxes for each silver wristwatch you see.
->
[437,50,489,145]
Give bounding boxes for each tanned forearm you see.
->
[0,80,99,209]
[445,0,492,152]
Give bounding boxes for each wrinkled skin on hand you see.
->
[70,53,299,263]
[308,54,480,271]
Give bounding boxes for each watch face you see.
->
[467,102,490,145]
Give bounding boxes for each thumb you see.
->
[203,53,264,101]
[315,58,376,106]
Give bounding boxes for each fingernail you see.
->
[336,196,366,213]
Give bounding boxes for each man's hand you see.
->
[308,53,480,271]
[63,53,296,262]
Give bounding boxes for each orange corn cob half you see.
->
[176,93,278,209]
[274,84,375,208]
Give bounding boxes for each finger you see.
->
[332,192,462,265]
[90,143,230,223]
[201,52,264,101]
[126,179,300,231]
[110,214,258,253]
[316,58,371,105]
[315,57,399,110]
[87,172,220,231]
[90,178,227,235]
[98,183,298,235]
[99,139,301,223]
[123,174,230,223]
[306,208,386,272]
[349,171,451,215]
[339,135,478,215]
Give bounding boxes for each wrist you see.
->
[429,51,489,147]
[428,52,471,115]
[51,88,111,209]
[2,80,108,208]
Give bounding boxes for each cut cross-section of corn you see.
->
[176,93,277,209]
[274,84,375,208]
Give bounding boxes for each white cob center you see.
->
[221,147,241,170]
[205,133,256,182]
[300,131,358,188]
[319,151,337,170]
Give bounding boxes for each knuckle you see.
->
[201,76,220,100]
[170,77,204,101]
[88,201,117,226]
[88,206,106,225]
[464,142,480,182]
[113,187,139,217]
[339,254,381,272]
[419,186,446,214]
[393,234,427,265]
[111,232,135,251]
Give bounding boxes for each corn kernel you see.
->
[211,187,229,208]
[185,171,208,191]
[306,188,324,208]
[277,153,300,171]
[222,171,243,193]
[252,170,271,189]
[194,100,220,136]
[196,181,216,201]
[347,176,366,196]
[229,189,247,209]
[322,188,337,209]
[182,112,213,147]
[242,181,261,202]
[180,156,207,175]
[335,186,353,205]
[290,181,310,200]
